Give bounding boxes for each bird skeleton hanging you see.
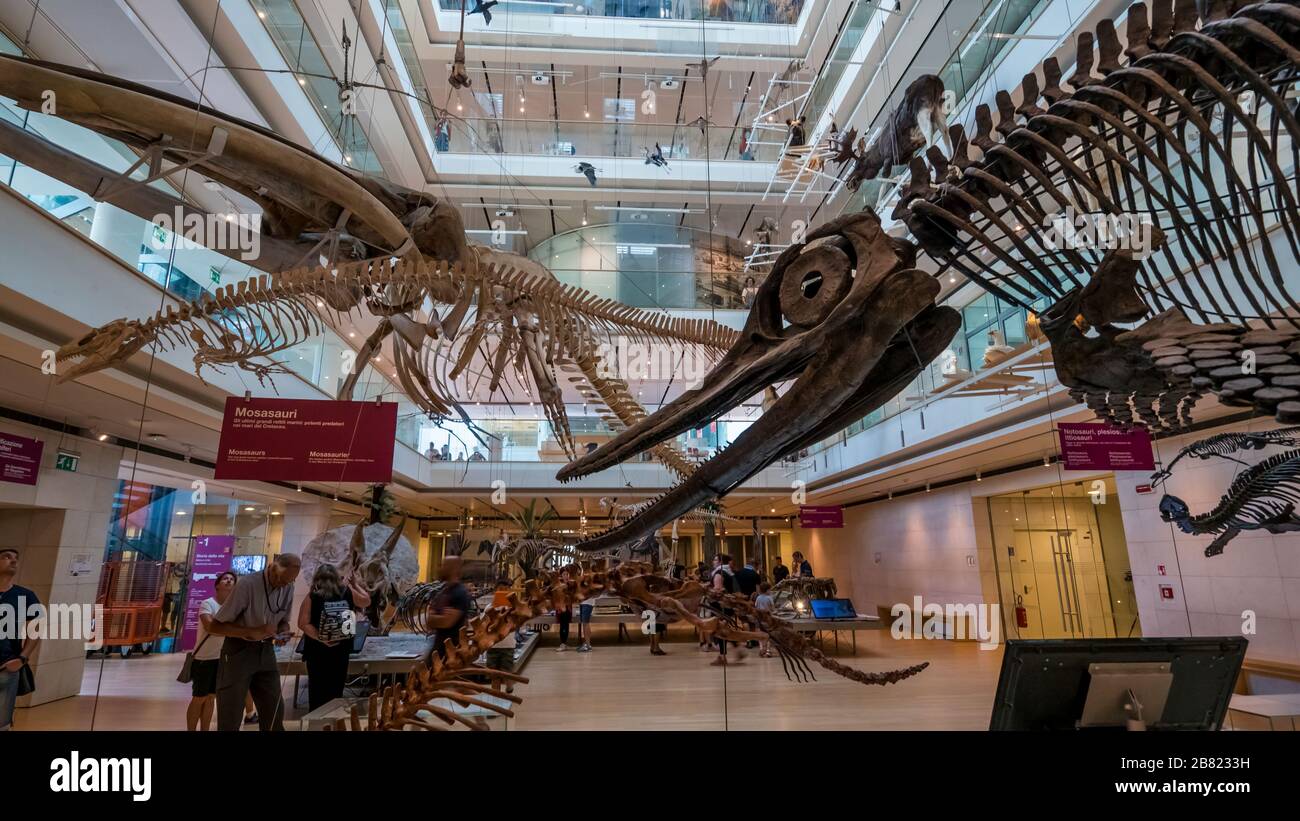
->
[0,55,736,462]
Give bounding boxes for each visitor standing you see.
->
[185,570,237,731]
[426,557,470,660]
[792,551,813,577]
[754,582,776,658]
[209,553,301,731]
[709,554,743,666]
[577,592,595,652]
[0,548,39,731]
[554,569,574,651]
[297,563,370,712]
[771,556,789,584]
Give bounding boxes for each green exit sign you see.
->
[55,451,80,472]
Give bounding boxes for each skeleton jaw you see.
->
[54,319,150,383]
[559,213,960,551]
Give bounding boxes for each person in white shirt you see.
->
[186,570,237,731]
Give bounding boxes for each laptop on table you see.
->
[808,598,859,620]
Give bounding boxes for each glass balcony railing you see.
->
[530,222,756,309]
[396,405,756,464]
[437,114,778,163]
[247,0,383,176]
[433,0,804,25]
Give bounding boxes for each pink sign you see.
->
[178,535,235,652]
[1057,422,1155,471]
[799,505,844,528]
[214,398,397,482]
[0,432,43,486]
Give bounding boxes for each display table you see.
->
[784,615,886,655]
[276,634,433,708]
[300,693,511,731]
[1226,693,1300,730]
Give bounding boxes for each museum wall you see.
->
[793,466,1112,629]
[1118,418,1300,664]
[0,418,121,706]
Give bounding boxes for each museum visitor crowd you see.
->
[172,547,814,730]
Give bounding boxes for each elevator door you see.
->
[988,488,1132,641]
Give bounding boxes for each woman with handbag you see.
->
[0,548,40,731]
[184,570,237,731]
[297,563,370,711]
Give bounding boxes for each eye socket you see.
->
[778,245,853,328]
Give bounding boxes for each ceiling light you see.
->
[97,433,109,442]
[257,10,266,19]
[271,511,281,516]
[456,103,463,111]
[244,506,255,512]
[175,510,187,516]
[584,109,590,118]
[298,77,306,86]
[348,332,356,338]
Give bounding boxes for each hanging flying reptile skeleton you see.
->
[0,54,731,469]
[1151,426,1300,555]
[559,0,1300,552]
[345,560,927,731]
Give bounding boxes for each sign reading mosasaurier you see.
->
[213,398,397,482]
[0,432,43,485]
[1057,422,1155,471]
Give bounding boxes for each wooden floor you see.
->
[16,628,1004,731]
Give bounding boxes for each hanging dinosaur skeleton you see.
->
[348,560,927,731]
[0,54,732,464]
[560,0,1300,550]
[1152,426,1300,555]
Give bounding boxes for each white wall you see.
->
[0,418,122,707]
[1118,419,1300,664]
[793,464,1111,627]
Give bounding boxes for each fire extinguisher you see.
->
[1014,594,1029,629]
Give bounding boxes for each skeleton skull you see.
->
[559,212,961,550]
[55,319,151,383]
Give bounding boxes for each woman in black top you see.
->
[297,563,371,711]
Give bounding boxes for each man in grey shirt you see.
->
[208,553,301,731]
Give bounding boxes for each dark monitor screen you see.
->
[809,598,855,619]
[990,637,1247,730]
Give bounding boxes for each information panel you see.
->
[214,398,397,482]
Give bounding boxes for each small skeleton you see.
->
[1153,428,1300,556]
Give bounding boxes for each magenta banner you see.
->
[0,432,43,486]
[178,535,235,652]
[799,505,844,528]
[214,398,397,482]
[1057,422,1155,471]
